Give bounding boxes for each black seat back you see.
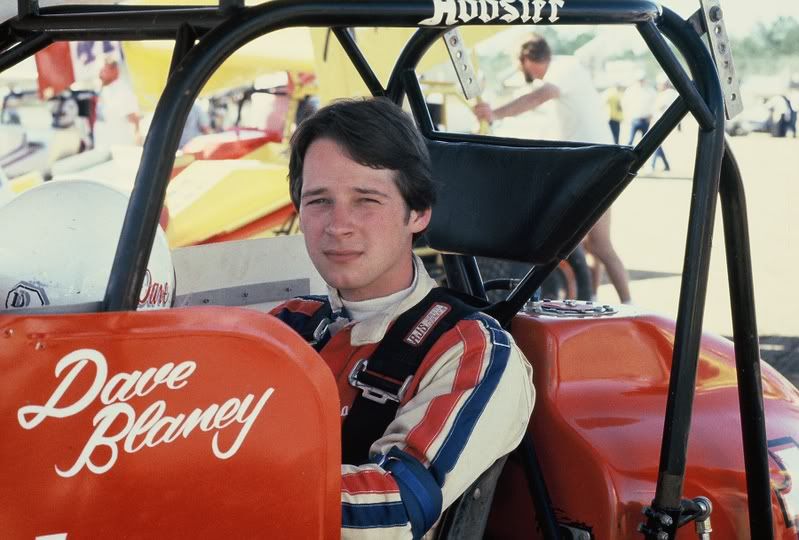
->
[423,139,637,264]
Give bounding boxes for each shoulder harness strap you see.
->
[341,287,487,465]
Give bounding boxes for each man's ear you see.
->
[408,207,432,234]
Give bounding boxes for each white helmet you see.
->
[0,179,174,311]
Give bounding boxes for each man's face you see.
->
[521,58,537,83]
[299,138,431,301]
[99,62,119,86]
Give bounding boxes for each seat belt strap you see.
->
[341,287,486,465]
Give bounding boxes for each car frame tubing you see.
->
[6,5,226,41]
[632,96,689,169]
[102,0,447,311]
[643,8,759,537]
[331,27,386,97]
[638,19,714,131]
[102,0,660,311]
[0,33,51,73]
[719,140,772,534]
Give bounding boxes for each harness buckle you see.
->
[348,358,413,405]
[309,317,332,346]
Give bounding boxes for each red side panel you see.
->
[487,310,799,539]
[0,307,340,538]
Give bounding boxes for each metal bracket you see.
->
[690,1,743,119]
[442,28,481,101]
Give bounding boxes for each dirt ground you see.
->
[594,125,799,386]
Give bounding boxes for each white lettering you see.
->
[420,0,458,25]
[56,403,135,477]
[456,0,480,22]
[531,0,547,23]
[420,0,567,26]
[18,349,107,429]
[18,349,274,477]
[520,0,531,22]
[212,389,274,459]
[549,0,564,22]
[499,0,521,22]
[478,0,500,22]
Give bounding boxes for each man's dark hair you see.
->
[519,34,552,64]
[288,97,436,216]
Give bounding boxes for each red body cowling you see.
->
[0,307,341,538]
[488,308,799,538]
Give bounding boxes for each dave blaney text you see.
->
[17,348,274,478]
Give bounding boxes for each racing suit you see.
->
[270,255,535,538]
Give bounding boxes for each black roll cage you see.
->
[0,1,769,537]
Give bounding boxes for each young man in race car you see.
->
[271,97,534,539]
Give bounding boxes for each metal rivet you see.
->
[3,328,13,338]
[202,298,210,304]
[709,5,723,22]
[34,341,45,351]
[472,487,482,500]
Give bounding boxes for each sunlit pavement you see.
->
[595,124,798,377]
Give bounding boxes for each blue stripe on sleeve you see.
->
[273,308,312,331]
[382,447,443,538]
[430,315,511,482]
[342,501,409,529]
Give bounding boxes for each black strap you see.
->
[341,287,485,465]
[297,298,333,352]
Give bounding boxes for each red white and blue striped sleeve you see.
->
[339,313,535,539]
[269,296,328,329]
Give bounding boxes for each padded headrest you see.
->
[423,139,637,264]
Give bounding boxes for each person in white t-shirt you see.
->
[622,76,656,146]
[474,35,631,304]
[93,58,142,148]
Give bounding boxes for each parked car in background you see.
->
[727,94,797,137]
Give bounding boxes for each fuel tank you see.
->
[488,302,799,539]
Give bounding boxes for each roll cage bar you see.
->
[0,1,768,537]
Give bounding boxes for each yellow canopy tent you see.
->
[123,1,506,108]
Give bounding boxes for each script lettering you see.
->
[18,349,107,429]
[18,349,275,478]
